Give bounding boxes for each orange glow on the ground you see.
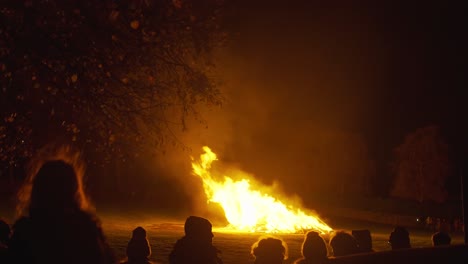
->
[192,146,333,234]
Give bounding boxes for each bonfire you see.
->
[192,146,333,234]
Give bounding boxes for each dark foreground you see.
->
[100,214,466,264]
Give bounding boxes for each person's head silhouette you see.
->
[352,229,373,252]
[169,216,222,264]
[132,227,147,240]
[329,231,359,257]
[389,226,411,250]
[31,161,79,211]
[432,231,451,246]
[17,159,90,217]
[184,216,214,244]
[301,231,327,261]
[251,236,287,264]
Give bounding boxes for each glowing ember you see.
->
[192,146,333,234]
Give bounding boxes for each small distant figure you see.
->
[0,218,11,262]
[432,231,451,246]
[294,231,328,264]
[8,160,115,264]
[122,226,152,264]
[169,216,222,264]
[439,219,451,233]
[388,226,411,250]
[435,218,441,231]
[329,231,359,257]
[452,218,461,232]
[251,236,288,264]
[352,229,373,253]
[425,216,434,231]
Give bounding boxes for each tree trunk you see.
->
[461,167,468,243]
[114,159,122,194]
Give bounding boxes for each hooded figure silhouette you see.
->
[169,216,222,264]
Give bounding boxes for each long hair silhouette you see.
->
[16,145,91,217]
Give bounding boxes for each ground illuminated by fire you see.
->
[99,214,464,264]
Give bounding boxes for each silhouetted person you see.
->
[352,229,373,253]
[432,231,451,246]
[0,218,10,262]
[329,231,359,257]
[8,160,115,264]
[388,226,411,250]
[251,236,288,264]
[122,226,152,264]
[294,231,328,264]
[169,216,222,264]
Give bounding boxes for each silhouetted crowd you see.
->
[0,160,457,264]
[423,216,463,233]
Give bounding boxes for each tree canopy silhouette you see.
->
[391,125,451,203]
[0,0,226,166]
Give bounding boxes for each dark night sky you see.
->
[226,1,466,152]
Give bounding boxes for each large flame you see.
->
[192,146,333,234]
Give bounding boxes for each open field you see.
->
[100,214,466,264]
[1,204,465,264]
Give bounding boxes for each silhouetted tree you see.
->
[391,125,450,203]
[0,0,226,168]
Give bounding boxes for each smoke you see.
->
[154,3,388,215]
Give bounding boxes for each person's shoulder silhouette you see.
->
[251,236,288,264]
[9,159,115,264]
[169,216,222,264]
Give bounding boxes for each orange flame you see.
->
[192,146,333,234]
